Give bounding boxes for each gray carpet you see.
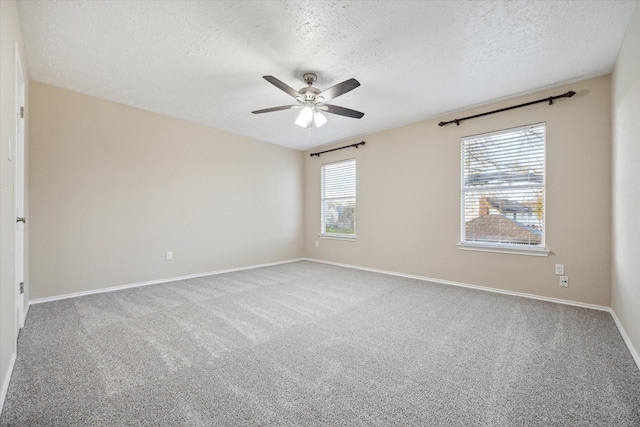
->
[1,261,639,426]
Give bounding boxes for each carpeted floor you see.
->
[1,261,639,426]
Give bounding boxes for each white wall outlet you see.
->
[315,241,319,248]
[559,276,569,287]
[166,251,173,261]
[555,264,564,275]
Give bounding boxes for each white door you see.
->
[14,43,26,332]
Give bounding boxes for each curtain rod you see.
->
[310,141,365,157]
[438,91,576,127]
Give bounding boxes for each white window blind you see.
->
[321,159,356,236]
[461,123,545,250]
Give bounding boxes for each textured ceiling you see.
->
[17,0,636,151]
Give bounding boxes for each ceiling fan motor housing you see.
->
[299,73,321,102]
[299,86,321,102]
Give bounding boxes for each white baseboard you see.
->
[0,351,17,416]
[303,258,640,371]
[609,309,640,372]
[29,258,304,305]
[303,258,610,311]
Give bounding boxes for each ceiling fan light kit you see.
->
[252,73,364,129]
[313,111,327,127]
[295,107,327,129]
[295,106,314,128]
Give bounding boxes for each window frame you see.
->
[459,123,549,257]
[320,158,357,240]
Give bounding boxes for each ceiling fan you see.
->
[252,73,364,128]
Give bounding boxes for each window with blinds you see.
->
[461,123,545,250]
[321,159,356,237]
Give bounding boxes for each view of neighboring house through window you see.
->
[321,158,356,237]
[461,123,545,250]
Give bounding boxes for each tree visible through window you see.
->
[461,123,545,249]
[321,159,356,236]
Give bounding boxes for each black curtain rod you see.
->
[310,141,365,157]
[438,91,576,127]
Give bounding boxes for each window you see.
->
[461,123,546,255]
[321,159,356,237]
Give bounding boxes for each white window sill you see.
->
[319,234,357,241]
[458,242,549,257]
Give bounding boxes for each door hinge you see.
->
[20,106,24,118]
[19,282,24,294]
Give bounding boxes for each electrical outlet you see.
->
[166,251,173,261]
[559,276,569,287]
[555,264,564,275]
[315,241,319,248]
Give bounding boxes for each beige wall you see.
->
[1,0,29,409]
[29,82,304,300]
[612,5,640,360]
[305,76,612,307]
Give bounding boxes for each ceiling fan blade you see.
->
[251,105,299,114]
[319,78,360,101]
[321,104,365,119]
[263,76,300,99]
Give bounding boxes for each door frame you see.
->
[14,42,26,334]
